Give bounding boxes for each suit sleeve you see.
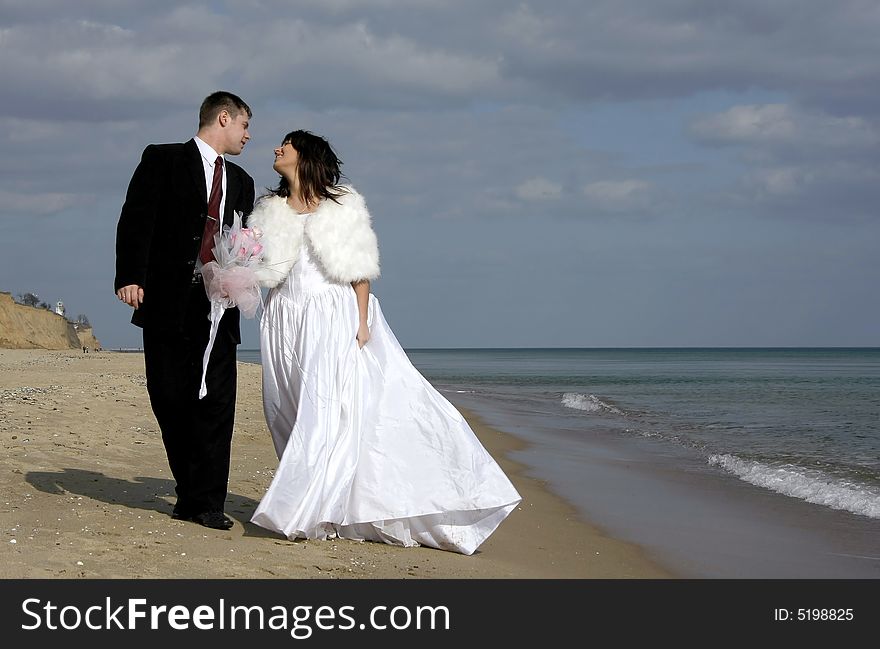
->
[114,145,161,292]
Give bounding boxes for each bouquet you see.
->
[198,212,263,399]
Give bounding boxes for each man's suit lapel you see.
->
[184,139,207,204]
[185,138,239,227]
[223,165,240,228]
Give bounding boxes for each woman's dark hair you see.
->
[269,130,348,205]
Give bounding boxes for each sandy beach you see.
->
[0,349,672,579]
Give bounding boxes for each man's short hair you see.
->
[199,91,252,128]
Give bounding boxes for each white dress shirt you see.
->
[193,136,227,274]
[194,136,227,219]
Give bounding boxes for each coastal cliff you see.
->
[0,291,101,350]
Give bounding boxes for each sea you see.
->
[238,347,880,577]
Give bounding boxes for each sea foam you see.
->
[708,453,880,519]
[561,392,623,415]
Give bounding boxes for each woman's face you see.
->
[273,141,298,176]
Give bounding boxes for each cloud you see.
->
[0,10,503,120]
[515,177,562,201]
[0,190,88,215]
[3,1,880,120]
[582,179,654,213]
[690,103,879,150]
[748,167,809,197]
[689,103,880,218]
[690,104,797,142]
[492,1,880,114]
[735,161,880,217]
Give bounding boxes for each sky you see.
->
[2,0,878,349]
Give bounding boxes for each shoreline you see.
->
[448,390,880,579]
[0,349,672,578]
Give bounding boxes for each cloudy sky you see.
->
[2,0,878,349]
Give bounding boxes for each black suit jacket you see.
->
[115,139,255,341]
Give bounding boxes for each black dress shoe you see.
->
[171,506,194,521]
[191,511,234,530]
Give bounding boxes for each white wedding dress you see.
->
[251,239,521,554]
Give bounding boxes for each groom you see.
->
[114,91,255,530]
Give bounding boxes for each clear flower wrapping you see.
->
[198,212,263,398]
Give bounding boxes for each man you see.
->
[115,91,255,530]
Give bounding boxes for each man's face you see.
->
[223,111,250,155]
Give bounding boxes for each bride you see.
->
[249,129,521,554]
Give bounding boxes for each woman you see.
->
[249,130,521,554]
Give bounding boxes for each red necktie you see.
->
[199,156,224,264]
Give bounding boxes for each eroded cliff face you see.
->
[0,292,101,350]
[76,326,102,351]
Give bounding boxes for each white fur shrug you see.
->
[248,186,380,288]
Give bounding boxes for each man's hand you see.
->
[117,284,144,309]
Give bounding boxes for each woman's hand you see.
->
[351,280,372,349]
[356,323,371,349]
